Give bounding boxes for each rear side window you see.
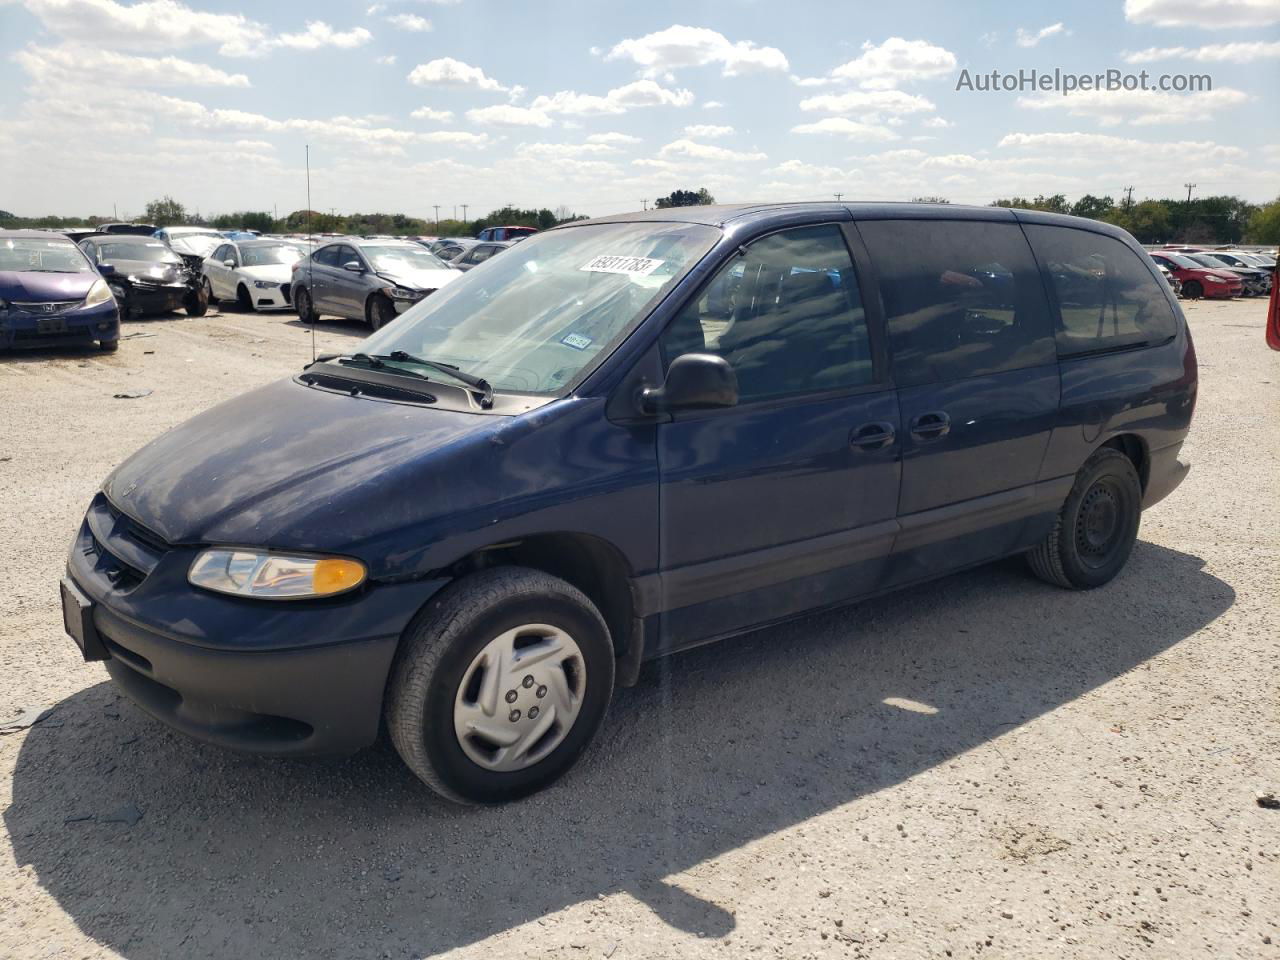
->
[1025,225,1179,357]
[660,224,875,402]
[860,220,1055,387]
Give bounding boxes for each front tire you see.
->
[367,293,396,331]
[202,276,217,305]
[1027,447,1142,590]
[1182,279,1203,300]
[236,284,254,312]
[184,288,208,317]
[98,339,119,352]
[387,567,615,805]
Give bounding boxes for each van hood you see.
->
[103,377,495,549]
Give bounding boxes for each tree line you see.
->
[3,188,1277,244]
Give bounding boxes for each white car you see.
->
[202,239,304,312]
[154,225,225,259]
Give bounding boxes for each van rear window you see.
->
[1024,225,1179,357]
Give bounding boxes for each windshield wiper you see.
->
[340,351,495,408]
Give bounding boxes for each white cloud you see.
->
[275,21,372,51]
[703,100,724,109]
[794,37,957,90]
[1123,0,1280,28]
[683,124,733,138]
[656,139,766,162]
[605,24,788,77]
[1015,22,1068,47]
[407,57,505,91]
[385,12,431,31]
[921,116,953,128]
[531,79,693,116]
[998,131,1247,162]
[1017,86,1249,126]
[799,89,935,116]
[516,142,623,159]
[13,42,250,86]
[1123,40,1280,63]
[466,104,554,127]
[586,132,641,145]
[790,117,900,141]
[410,106,453,121]
[375,54,397,65]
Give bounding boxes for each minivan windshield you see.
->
[356,221,720,395]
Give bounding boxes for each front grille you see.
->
[81,494,170,592]
[11,300,79,315]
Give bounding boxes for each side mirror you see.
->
[343,261,364,273]
[97,263,116,276]
[223,259,237,269]
[641,352,738,413]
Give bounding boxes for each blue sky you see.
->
[1,0,1277,220]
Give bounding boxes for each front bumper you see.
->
[0,300,119,349]
[120,281,191,315]
[64,494,447,755]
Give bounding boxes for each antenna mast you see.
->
[306,144,315,362]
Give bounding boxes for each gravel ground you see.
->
[0,298,1276,960]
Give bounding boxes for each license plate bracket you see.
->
[37,316,68,335]
[61,577,108,662]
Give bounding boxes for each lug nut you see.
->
[505,690,518,704]
[536,685,548,699]
[508,709,521,722]
[522,675,535,688]
[528,706,540,719]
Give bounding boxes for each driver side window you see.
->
[658,224,875,403]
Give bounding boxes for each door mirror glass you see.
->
[642,352,738,412]
[223,259,237,269]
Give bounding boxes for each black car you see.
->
[61,203,1195,805]
[79,235,207,319]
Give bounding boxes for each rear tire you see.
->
[1182,279,1203,300]
[1028,448,1142,590]
[387,567,615,805]
[294,286,316,323]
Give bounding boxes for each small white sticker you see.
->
[561,333,593,350]
[580,255,664,276]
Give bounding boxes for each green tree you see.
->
[1246,198,1280,244]
[144,195,187,226]
[911,196,950,204]
[1071,195,1114,219]
[654,188,715,208]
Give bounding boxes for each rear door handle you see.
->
[909,411,951,441]
[851,421,896,451]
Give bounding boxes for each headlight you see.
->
[381,285,420,300]
[188,549,367,599]
[83,278,114,308]
[253,280,275,289]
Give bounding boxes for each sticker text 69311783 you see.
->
[579,255,664,276]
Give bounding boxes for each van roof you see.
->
[566,201,1132,241]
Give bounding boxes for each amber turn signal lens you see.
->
[312,557,367,595]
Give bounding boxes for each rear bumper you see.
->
[1142,442,1190,509]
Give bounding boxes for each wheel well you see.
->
[446,533,636,659]
[1101,434,1149,491]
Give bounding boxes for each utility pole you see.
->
[1184,183,1196,203]
[433,205,440,230]
[1123,186,1134,210]
[461,204,469,222]
[453,205,457,221]
[641,198,648,211]
[834,192,843,202]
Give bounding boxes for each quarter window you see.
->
[660,224,875,402]
[1025,225,1179,357]
[860,220,1055,387]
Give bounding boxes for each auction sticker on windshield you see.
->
[580,255,664,276]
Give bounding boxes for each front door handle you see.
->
[909,411,951,441]
[851,421,896,451]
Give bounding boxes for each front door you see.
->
[856,217,1060,585]
[653,223,901,650]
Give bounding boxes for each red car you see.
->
[1149,251,1242,299]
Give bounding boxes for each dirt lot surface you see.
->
[1,298,1277,960]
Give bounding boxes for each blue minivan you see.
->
[60,203,1195,803]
